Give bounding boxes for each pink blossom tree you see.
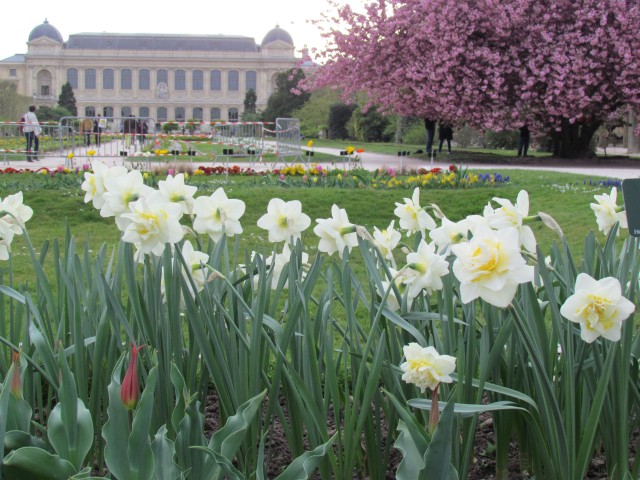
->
[308,0,640,159]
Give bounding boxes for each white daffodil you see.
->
[256,198,311,244]
[0,220,16,261]
[400,343,456,393]
[373,220,402,264]
[393,187,436,237]
[157,173,198,214]
[590,187,628,236]
[377,267,415,312]
[81,161,128,209]
[313,204,358,258]
[253,243,310,290]
[161,240,210,301]
[404,240,450,298]
[101,170,154,222]
[429,217,470,254]
[192,187,246,242]
[483,190,536,253]
[120,192,184,256]
[0,192,33,234]
[560,273,635,343]
[451,225,534,307]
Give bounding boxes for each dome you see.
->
[28,19,63,43]
[261,26,293,46]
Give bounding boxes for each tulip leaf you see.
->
[0,366,15,479]
[151,425,182,480]
[128,366,158,480]
[408,399,526,417]
[394,421,426,479]
[273,433,337,480]
[2,447,77,480]
[103,356,131,480]
[424,401,457,480]
[47,399,94,472]
[3,430,48,455]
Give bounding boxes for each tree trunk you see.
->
[550,119,601,159]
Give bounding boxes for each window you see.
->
[175,69,185,90]
[103,69,114,89]
[193,107,203,121]
[210,70,221,90]
[121,69,132,90]
[157,69,168,85]
[157,107,167,122]
[175,107,185,121]
[245,70,257,91]
[228,70,239,91]
[228,108,239,121]
[192,70,203,90]
[103,106,114,117]
[9,69,16,77]
[85,68,96,89]
[40,85,49,95]
[85,106,96,117]
[210,108,221,120]
[139,69,150,90]
[121,106,132,117]
[67,68,78,88]
[139,107,150,119]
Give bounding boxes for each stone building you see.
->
[0,19,300,122]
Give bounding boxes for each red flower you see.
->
[10,350,22,399]
[121,344,142,410]
[430,167,442,174]
[449,165,458,172]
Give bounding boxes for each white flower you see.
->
[256,198,311,244]
[192,187,246,242]
[253,243,309,290]
[120,192,184,256]
[394,187,436,236]
[81,161,128,209]
[590,187,627,236]
[560,273,635,343]
[313,204,358,258]
[0,192,33,234]
[429,217,470,254]
[404,240,450,298]
[451,226,534,307]
[400,343,456,393]
[378,267,415,312]
[373,220,401,264]
[161,240,210,301]
[157,174,198,214]
[0,220,16,260]
[100,170,154,221]
[483,190,536,253]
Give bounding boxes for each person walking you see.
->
[438,123,453,154]
[22,105,40,162]
[94,114,106,147]
[81,117,93,146]
[517,124,530,157]
[424,118,436,156]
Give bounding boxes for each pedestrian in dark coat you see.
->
[438,124,453,153]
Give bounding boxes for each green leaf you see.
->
[151,425,182,480]
[394,420,426,480]
[103,356,131,480]
[273,434,337,480]
[3,430,48,455]
[2,447,77,480]
[46,399,94,471]
[408,399,525,417]
[128,366,159,480]
[0,364,16,478]
[424,401,455,480]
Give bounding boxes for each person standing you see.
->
[22,105,40,162]
[81,117,93,146]
[424,118,436,155]
[438,123,453,154]
[517,124,530,157]
[94,114,106,147]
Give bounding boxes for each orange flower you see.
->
[121,344,142,410]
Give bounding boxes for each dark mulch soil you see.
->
[448,151,640,168]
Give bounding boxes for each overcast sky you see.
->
[0,0,363,61]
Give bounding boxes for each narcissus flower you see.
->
[394,187,436,237]
[483,190,536,253]
[373,220,401,264]
[257,198,311,244]
[400,343,456,393]
[590,187,627,236]
[560,273,635,343]
[313,204,358,258]
[157,173,198,214]
[121,344,142,410]
[404,240,449,297]
[192,187,246,242]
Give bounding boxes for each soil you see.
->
[451,151,640,168]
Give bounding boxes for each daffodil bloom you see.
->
[82,161,128,209]
[157,173,198,214]
[192,187,246,242]
[257,198,311,244]
[161,240,209,302]
[313,204,358,258]
[394,187,436,237]
[120,192,184,256]
[0,191,33,234]
[404,240,450,297]
[101,170,154,224]
[483,190,536,253]
[378,267,415,311]
[429,217,470,254]
[451,225,534,307]
[560,273,635,343]
[590,187,627,236]
[373,220,401,264]
[400,343,456,393]
[252,243,310,290]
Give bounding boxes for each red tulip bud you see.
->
[121,344,142,410]
[10,350,22,399]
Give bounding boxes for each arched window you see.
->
[192,70,203,90]
[157,107,167,122]
[67,68,78,88]
[228,70,239,91]
[245,70,257,91]
[210,108,221,120]
[85,106,95,117]
[103,106,114,117]
[139,107,150,118]
[103,69,114,89]
[175,107,185,121]
[175,70,186,90]
[139,69,150,90]
[210,70,221,91]
[121,106,132,117]
[193,107,203,121]
[85,69,96,89]
[121,69,132,89]
[228,108,239,121]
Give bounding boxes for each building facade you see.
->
[0,19,300,122]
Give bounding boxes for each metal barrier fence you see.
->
[270,118,304,166]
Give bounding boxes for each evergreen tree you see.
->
[243,88,257,115]
[261,69,310,122]
[58,82,77,116]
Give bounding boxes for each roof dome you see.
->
[261,26,293,46]
[28,19,63,43]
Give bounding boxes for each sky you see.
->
[0,0,362,61]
